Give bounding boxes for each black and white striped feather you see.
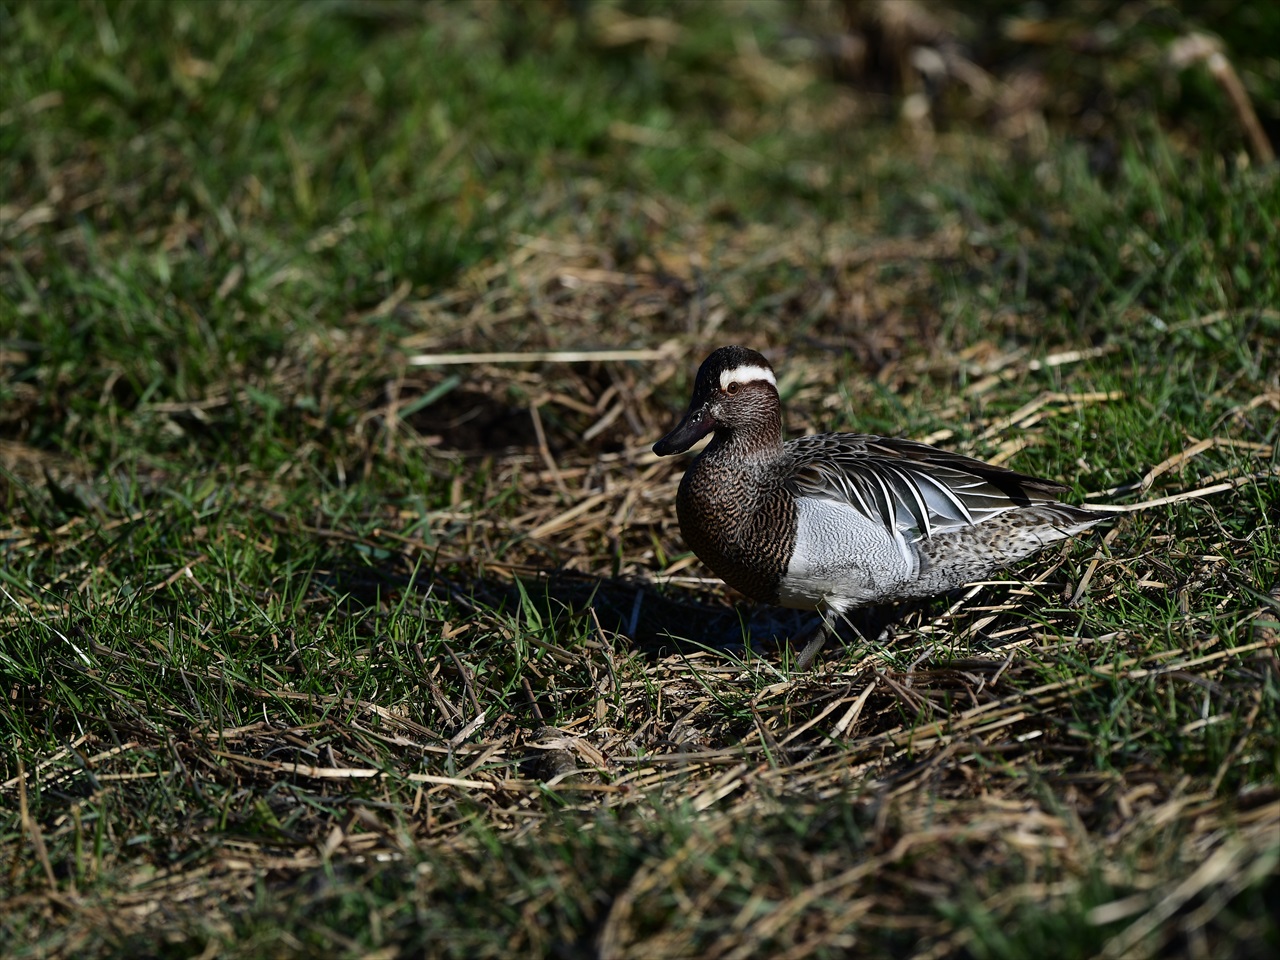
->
[784,434,1094,542]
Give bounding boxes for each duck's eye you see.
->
[725,381,741,395]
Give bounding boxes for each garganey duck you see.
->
[653,345,1106,668]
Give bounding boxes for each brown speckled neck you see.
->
[703,405,784,461]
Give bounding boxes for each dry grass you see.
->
[7,234,1276,954]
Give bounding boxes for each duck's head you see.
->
[653,345,781,456]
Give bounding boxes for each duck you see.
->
[652,345,1106,668]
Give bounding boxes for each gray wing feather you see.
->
[784,434,1075,541]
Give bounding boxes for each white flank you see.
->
[776,498,916,612]
[719,364,776,390]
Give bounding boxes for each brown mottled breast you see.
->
[674,454,798,604]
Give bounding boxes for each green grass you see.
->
[2,1,1279,958]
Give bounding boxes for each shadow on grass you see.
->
[310,533,1073,670]
[404,387,543,453]
[428,565,984,666]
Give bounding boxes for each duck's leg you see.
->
[792,621,831,671]
[792,600,867,671]
[792,601,846,670]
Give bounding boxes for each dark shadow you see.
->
[403,389,538,452]
[306,530,1084,669]
[486,570,935,664]
[505,570,772,657]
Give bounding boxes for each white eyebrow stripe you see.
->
[719,364,776,389]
